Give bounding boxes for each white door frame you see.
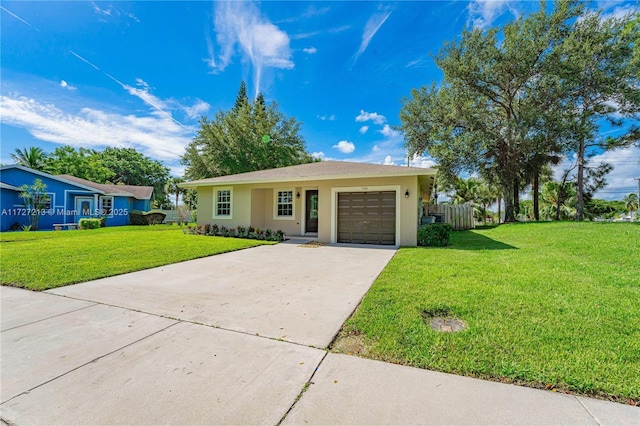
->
[74,197,94,223]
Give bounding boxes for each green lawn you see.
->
[1,225,271,290]
[337,222,640,403]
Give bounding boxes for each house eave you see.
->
[0,165,106,194]
[181,170,438,189]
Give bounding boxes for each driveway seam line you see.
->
[45,293,327,350]
[276,351,329,425]
[0,321,179,406]
[576,396,603,426]
[0,303,99,333]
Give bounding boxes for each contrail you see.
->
[1,5,41,32]
[70,50,186,128]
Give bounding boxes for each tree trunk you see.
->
[503,183,516,222]
[497,196,502,224]
[575,135,585,222]
[555,192,562,221]
[533,171,540,221]
[513,179,520,217]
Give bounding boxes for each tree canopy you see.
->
[11,147,48,171]
[400,0,639,222]
[182,81,314,180]
[45,146,114,183]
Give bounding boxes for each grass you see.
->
[1,225,272,291]
[338,222,640,403]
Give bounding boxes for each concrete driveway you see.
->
[1,241,396,425]
[46,241,396,348]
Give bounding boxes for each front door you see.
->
[75,197,94,223]
[305,190,319,233]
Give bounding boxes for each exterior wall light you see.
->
[405,189,410,198]
[296,192,301,199]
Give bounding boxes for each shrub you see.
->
[79,218,101,230]
[418,223,453,247]
[129,210,167,225]
[129,210,148,226]
[100,215,107,227]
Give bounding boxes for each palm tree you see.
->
[475,180,495,224]
[451,177,478,205]
[11,147,47,170]
[623,193,639,218]
[166,177,186,209]
[541,181,577,221]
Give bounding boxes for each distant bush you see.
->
[418,223,453,247]
[129,210,167,225]
[79,218,101,230]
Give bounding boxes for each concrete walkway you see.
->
[1,243,638,425]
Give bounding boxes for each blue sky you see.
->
[1,1,638,200]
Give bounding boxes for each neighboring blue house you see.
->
[0,165,153,231]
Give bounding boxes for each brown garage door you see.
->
[338,191,396,245]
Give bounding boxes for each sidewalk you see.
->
[284,353,639,425]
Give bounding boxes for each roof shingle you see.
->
[182,160,436,187]
[58,175,154,200]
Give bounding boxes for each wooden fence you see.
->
[424,204,475,231]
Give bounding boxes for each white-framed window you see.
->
[274,189,295,220]
[34,193,53,210]
[100,196,114,216]
[214,188,232,219]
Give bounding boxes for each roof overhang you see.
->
[0,182,22,191]
[0,165,106,194]
[180,170,437,189]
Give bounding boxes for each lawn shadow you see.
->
[449,230,517,251]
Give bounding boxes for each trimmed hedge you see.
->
[186,224,286,242]
[79,218,101,230]
[418,223,453,247]
[129,210,167,226]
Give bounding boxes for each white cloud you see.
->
[359,125,369,134]
[379,124,399,138]
[318,114,335,121]
[59,80,77,91]
[303,47,317,54]
[355,109,386,125]
[383,155,395,165]
[181,99,210,120]
[311,151,325,159]
[91,2,112,16]
[351,7,393,68]
[372,144,380,152]
[211,2,293,95]
[333,140,355,154]
[552,147,640,201]
[0,94,193,161]
[410,154,437,169]
[600,4,638,20]
[467,0,519,29]
[292,25,351,40]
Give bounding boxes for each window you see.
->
[100,196,113,216]
[215,189,231,217]
[276,190,293,217]
[34,193,52,210]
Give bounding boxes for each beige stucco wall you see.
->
[195,175,421,246]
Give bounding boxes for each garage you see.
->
[337,191,396,245]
